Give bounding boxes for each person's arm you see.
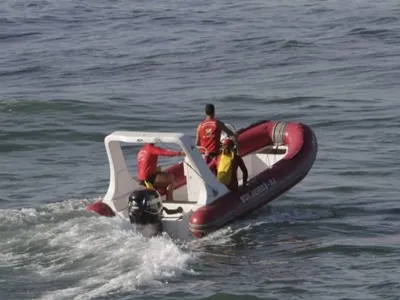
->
[217,120,237,139]
[150,145,184,157]
[237,156,248,187]
[208,157,217,175]
[195,124,201,146]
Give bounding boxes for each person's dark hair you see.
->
[205,104,215,116]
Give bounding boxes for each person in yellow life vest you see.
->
[208,138,248,191]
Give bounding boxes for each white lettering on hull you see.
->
[147,198,160,206]
[240,179,277,203]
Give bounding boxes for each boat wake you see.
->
[0,198,195,300]
[0,198,331,299]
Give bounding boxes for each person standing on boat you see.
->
[196,103,237,163]
[137,143,185,201]
[209,138,248,191]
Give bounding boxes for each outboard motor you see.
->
[128,188,164,238]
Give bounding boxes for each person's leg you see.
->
[153,172,175,201]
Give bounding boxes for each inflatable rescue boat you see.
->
[87,120,318,240]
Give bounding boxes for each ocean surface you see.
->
[1,0,400,299]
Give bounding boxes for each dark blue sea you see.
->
[1,0,400,299]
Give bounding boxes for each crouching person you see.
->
[209,138,248,191]
[137,143,185,201]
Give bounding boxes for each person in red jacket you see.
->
[196,104,237,163]
[137,143,185,201]
[209,138,248,191]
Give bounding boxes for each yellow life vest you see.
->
[216,151,235,185]
[143,166,161,190]
[144,180,155,190]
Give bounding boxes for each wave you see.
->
[199,293,265,300]
[0,99,92,114]
[0,32,40,40]
[280,40,314,49]
[347,27,396,37]
[0,66,43,77]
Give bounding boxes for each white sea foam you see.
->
[0,198,332,299]
[0,198,196,300]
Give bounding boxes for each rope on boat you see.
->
[271,121,287,145]
[268,121,288,167]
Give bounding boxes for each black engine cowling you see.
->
[128,188,163,237]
